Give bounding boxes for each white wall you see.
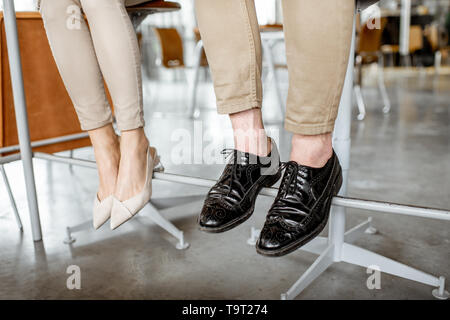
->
[0,0,38,11]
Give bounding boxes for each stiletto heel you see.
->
[110,147,158,230]
[93,194,113,229]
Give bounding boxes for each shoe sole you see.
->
[198,170,282,233]
[256,166,343,257]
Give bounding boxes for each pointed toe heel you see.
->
[93,195,113,229]
[110,147,157,230]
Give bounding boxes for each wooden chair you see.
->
[152,27,207,119]
[153,27,185,68]
[381,25,424,67]
[424,24,450,74]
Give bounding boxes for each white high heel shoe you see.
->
[93,194,114,229]
[110,147,159,230]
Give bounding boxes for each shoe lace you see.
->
[209,149,246,202]
[269,161,309,217]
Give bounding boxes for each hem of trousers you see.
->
[284,120,335,135]
[116,119,145,132]
[216,98,262,115]
[80,119,113,131]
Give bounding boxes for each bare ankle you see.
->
[230,108,270,156]
[290,133,333,168]
[120,128,149,153]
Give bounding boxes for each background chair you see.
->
[381,25,424,67]
[424,23,450,74]
[354,16,391,120]
[151,26,207,118]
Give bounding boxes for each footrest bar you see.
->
[32,152,450,221]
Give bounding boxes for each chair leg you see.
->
[187,40,203,119]
[435,51,442,76]
[0,164,23,231]
[354,85,366,121]
[354,55,366,120]
[281,244,335,300]
[377,53,391,114]
[262,39,284,119]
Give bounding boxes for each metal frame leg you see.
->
[354,55,366,121]
[434,51,442,76]
[188,40,203,119]
[144,202,190,250]
[342,243,445,291]
[377,53,391,114]
[344,217,376,244]
[0,164,23,231]
[2,0,41,241]
[247,227,260,246]
[281,244,335,300]
[262,39,285,119]
[354,84,366,121]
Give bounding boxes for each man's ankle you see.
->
[290,133,333,168]
[230,108,270,156]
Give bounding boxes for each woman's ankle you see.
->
[120,128,149,153]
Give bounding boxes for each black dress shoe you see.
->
[256,151,343,257]
[198,139,281,233]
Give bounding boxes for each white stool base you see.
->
[62,195,202,251]
[280,217,448,300]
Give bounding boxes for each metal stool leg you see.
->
[377,53,391,114]
[3,0,42,241]
[434,51,442,76]
[188,40,203,119]
[354,85,366,121]
[354,55,366,120]
[262,39,285,119]
[0,164,23,231]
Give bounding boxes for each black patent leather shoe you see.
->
[198,139,281,233]
[256,151,343,257]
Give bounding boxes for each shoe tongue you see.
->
[234,150,250,165]
[234,149,265,166]
[278,162,308,196]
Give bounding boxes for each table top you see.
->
[126,0,181,13]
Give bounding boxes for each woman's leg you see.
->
[281,0,354,167]
[79,0,149,201]
[40,0,119,200]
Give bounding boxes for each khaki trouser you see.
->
[40,0,144,131]
[195,0,355,135]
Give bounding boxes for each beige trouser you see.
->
[40,0,144,131]
[195,0,355,135]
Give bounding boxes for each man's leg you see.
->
[195,0,270,156]
[195,0,280,233]
[257,0,355,256]
[282,0,354,166]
